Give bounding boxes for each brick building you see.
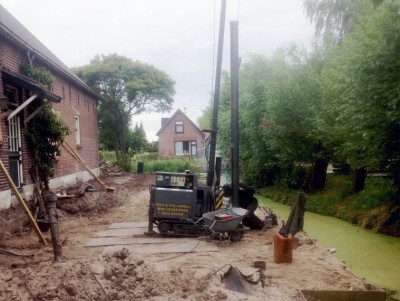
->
[157,109,206,157]
[0,5,100,209]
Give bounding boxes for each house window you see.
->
[175,121,184,133]
[75,115,81,145]
[175,141,197,156]
[191,141,197,156]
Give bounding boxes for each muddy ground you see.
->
[0,170,377,300]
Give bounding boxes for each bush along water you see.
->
[259,174,400,237]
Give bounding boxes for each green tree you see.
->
[146,141,159,153]
[267,47,328,191]
[320,2,400,197]
[26,107,70,187]
[74,54,175,167]
[303,0,381,39]
[213,47,327,190]
[197,98,213,131]
[129,122,148,154]
[234,55,277,187]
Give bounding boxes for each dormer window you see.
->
[175,121,183,133]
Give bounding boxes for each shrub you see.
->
[349,177,395,211]
[100,151,116,162]
[124,153,203,174]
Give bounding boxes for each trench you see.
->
[258,195,400,296]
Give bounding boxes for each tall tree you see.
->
[303,0,381,39]
[129,122,148,154]
[320,1,400,196]
[213,47,327,190]
[74,54,175,167]
[197,99,213,131]
[304,0,356,38]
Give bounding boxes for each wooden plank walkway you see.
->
[85,221,220,254]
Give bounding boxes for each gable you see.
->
[156,109,204,137]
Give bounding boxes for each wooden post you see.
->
[0,159,47,245]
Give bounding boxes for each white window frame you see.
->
[75,115,81,145]
[191,141,197,156]
[175,121,184,133]
[175,140,197,156]
[175,141,184,156]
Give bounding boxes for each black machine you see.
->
[147,171,212,236]
[146,171,270,237]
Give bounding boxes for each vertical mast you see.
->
[207,0,226,187]
[230,21,239,207]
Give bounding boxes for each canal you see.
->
[258,195,400,295]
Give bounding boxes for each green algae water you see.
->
[258,195,400,295]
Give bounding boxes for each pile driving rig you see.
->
[146,1,273,238]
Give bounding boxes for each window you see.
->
[75,115,81,145]
[191,141,197,156]
[175,141,197,156]
[175,121,183,133]
[175,141,184,156]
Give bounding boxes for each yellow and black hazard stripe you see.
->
[214,190,224,210]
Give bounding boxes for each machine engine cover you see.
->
[154,187,195,219]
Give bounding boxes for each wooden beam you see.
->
[62,142,110,191]
[0,159,47,245]
[8,94,38,121]
[24,100,49,124]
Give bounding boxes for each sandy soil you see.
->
[0,172,375,301]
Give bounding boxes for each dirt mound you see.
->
[101,248,212,300]
[0,208,30,246]
[0,248,214,301]
[57,190,122,214]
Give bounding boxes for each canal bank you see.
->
[258,195,400,297]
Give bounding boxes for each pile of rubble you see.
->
[100,160,126,178]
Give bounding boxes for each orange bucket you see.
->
[274,233,293,263]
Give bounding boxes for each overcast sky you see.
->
[0,0,314,141]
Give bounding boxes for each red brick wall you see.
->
[158,111,205,157]
[52,73,99,177]
[0,40,23,73]
[0,41,4,190]
[0,41,24,189]
[0,36,99,190]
